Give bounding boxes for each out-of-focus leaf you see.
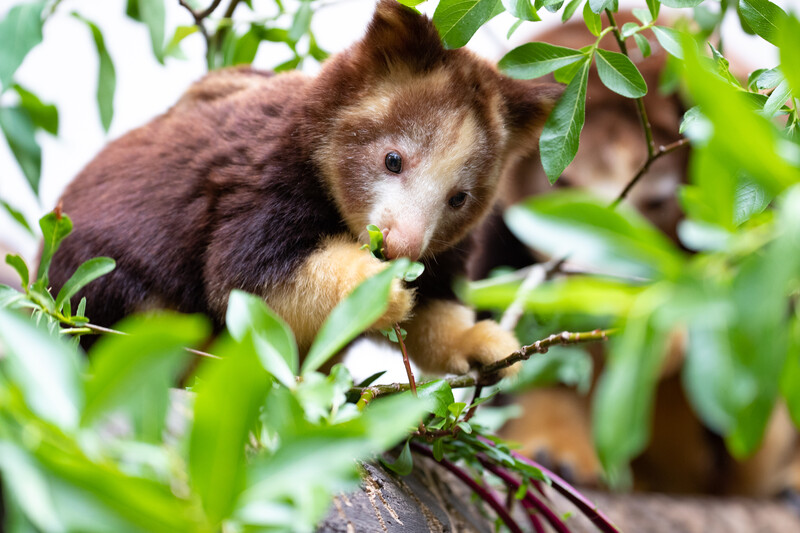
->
[433,0,503,49]
[676,220,731,251]
[0,284,25,309]
[632,7,652,24]
[302,259,410,375]
[0,200,34,235]
[0,106,41,194]
[0,1,46,91]
[13,85,57,135]
[582,1,601,36]
[499,43,587,79]
[561,0,582,22]
[633,33,652,57]
[501,0,540,21]
[505,191,685,279]
[190,333,271,525]
[227,290,298,389]
[595,49,647,98]
[36,210,73,284]
[652,26,683,59]
[54,257,115,312]
[82,313,208,430]
[288,1,312,42]
[539,58,590,183]
[733,176,771,226]
[781,313,800,428]
[164,25,198,59]
[683,34,800,195]
[646,0,660,20]
[72,14,116,132]
[0,443,63,533]
[0,309,84,429]
[588,0,615,14]
[5,254,29,288]
[593,288,671,480]
[462,274,644,317]
[738,0,788,46]
[661,0,702,7]
[777,16,800,97]
[128,0,165,63]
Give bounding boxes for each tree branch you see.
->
[351,328,616,403]
[611,137,690,207]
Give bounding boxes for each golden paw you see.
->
[459,320,521,378]
[372,277,415,330]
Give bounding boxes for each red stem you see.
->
[409,442,523,533]
[479,456,569,533]
[477,436,620,533]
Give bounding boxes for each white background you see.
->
[0,0,792,262]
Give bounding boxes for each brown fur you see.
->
[473,15,800,496]
[48,1,560,376]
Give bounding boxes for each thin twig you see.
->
[605,9,656,159]
[611,138,690,207]
[396,324,417,396]
[410,442,524,533]
[349,329,616,399]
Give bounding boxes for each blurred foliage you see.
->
[1,0,800,528]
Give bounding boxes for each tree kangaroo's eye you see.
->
[448,191,468,209]
[385,151,402,173]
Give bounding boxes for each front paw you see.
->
[372,277,415,329]
[459,320,521,379]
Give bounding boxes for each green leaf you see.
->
[501,0,540,21]
[0,309,84,429]
[289,1,313,43]
[365,223,386,259]
[646,0,660,20]
[595,49,647,98]
[433,0,502,49]
[499,43,587,79]
[633,32,652,57]
[504,191,685,279]
[738,0,788,46]
[301,259,410,375]
[36,210,73,284]
[552,49,591,83]
[660,0,702,7]
[561,0,582,22]
[753,67,783,91]
[5,254,29,288]
[763,79,791,118]
[652,26,683,59]
[381,440,414,475]
[588,0,615,14]
[399,0,429,7]
[778,16,800,97]
[13,85,58,135]
[54,257,115,312]
[539,58,590,183]
[593,289,671,479]
[432,438,445,461]
[0,106,41,194]
[0,1,46,92]
[781,314,800,428]
[632,7,653,24]
[0,199,34,235]
[82,314,208,431]
[582,1,601,36]
[621,22,639,38]
[226,290,298,389]
[129,0,166,63]
[403,261,425,282]
[417,379,455,418]
[0,284,25,309]
[72,14,116,132]
[164,25,198,59]
[190,333,271,525]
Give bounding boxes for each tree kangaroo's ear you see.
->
[352,0,447,76]
[499,78,564,159]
